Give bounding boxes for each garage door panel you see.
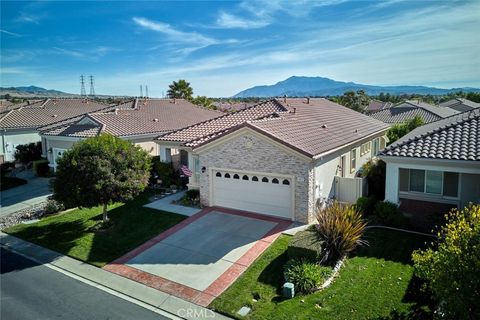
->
[212,170,293,219]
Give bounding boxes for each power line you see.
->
[80,75,86,97]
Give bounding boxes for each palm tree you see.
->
[167,79,193,100]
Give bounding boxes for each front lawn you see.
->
[210,228,434,320]
[3,191,186,267]
[0,176,27,191]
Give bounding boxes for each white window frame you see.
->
[400,168,460,200]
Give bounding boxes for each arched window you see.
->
[233,174,240,179]
[262,177,269,183]
[242,175,249,180]
[282,179,290,185]
[272,178,279,184]
[216,172,222,177]
[252,176,259,182]
[224,173,231,178]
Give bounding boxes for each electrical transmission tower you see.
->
[80,75,86,97]
[140,85,143,98]
[145,85,149,98]
[89,75,95,97]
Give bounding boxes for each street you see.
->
[0,248,170,320]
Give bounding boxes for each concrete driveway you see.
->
[0,177,52,217]
[105,207,291,306]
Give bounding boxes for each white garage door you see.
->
[212,169,293,219]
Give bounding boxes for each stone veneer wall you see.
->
[198,133,315,224]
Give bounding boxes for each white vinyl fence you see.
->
[334,176,367,203]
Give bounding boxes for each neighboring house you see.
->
[211,101,254,112]
[438,98,480,113]
[364,99,393,114]
[40,98,220,169]
[0,99,111,162]
[369,100,459,124]
[380,108,480,216]
[157,98,389,224]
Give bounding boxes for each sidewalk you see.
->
[0,232,231,320]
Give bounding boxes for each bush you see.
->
[0,162,15,177]
[355,196,377,216]
[44,198,65,215]
[32,159,50,177]
[185,189,200,200]
[315,201,367,264]
[284,259,331,294]
[14,142,42,164]
[151,157,176,187]
[362,158,386,200]
[374,201,399,221]
[412,204,480,319]
[288,228,323,262]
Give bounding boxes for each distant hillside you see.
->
[234,76,480,98]
[0,86,78,98]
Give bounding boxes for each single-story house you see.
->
[40,98,220,169]
[157,98,389,223]
[369,100,459,124]
[380,108,480,215]
[0,98,111,162]
[438,98,479,113]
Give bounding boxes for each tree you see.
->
[412,204,480,319]
[386,115,424,144]
[337,90,370,112]
[53,134,151,223]
[167,79,193,100]
[191,95,216,110]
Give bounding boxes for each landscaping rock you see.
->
[0,201,48,229]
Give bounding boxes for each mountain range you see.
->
[233,76,480,98]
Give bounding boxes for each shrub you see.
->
[374,201,399,221]
[151,158,176,187]
[412,204,480,319]
[44,198,65,215]
[284,259,331,294]
[0,162,15,177]
[32,159,50,177]
[362,158,386,200]
[288,228,323,262]
[185,189,200,200]
[355,196,377,216]
[14,142,43,164]
[315,201,367,264]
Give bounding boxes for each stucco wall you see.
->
[197,133,315,223]
[1,130,41,162]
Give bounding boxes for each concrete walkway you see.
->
[144,191,202,216]
[0,177,52,217]
[0,232,231,320]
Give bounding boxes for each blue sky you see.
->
[1,0,479,97]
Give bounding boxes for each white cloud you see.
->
[216,12,269,29]
[0,29,22,37]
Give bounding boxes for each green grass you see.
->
[210,228,435,320]
[3,191,186,267]
[0,176,27,191]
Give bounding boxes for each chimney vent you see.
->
[115,108,119,115]
[291,107,296,114]
[153,118,159,122]
[283,95,287,103]
[307,97,310,104]
[173,98,177,104]
[322,124,327,129]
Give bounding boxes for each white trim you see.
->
[209,167,296,220]
[380,155,480,173]
[195,126,312,162]
[41,134,83,142]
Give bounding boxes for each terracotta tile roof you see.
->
[0,99,111,130]
[369,100,458,124]
[160,98,389,158]
[42,99,221,138]
[381,108,480,161]
[438,98,480,112]
[158,100,287,146]
[364,100,393,114]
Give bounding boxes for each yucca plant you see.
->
[315,201,367,265]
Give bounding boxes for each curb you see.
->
[0,232,232,320]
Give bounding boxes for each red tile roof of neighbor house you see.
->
[41,98,222,137]
[0,99,112,130]
[381,108,480,161]
[368,100,459,124]
[160,98,390,158]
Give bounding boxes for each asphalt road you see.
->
[0,248,170,320]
